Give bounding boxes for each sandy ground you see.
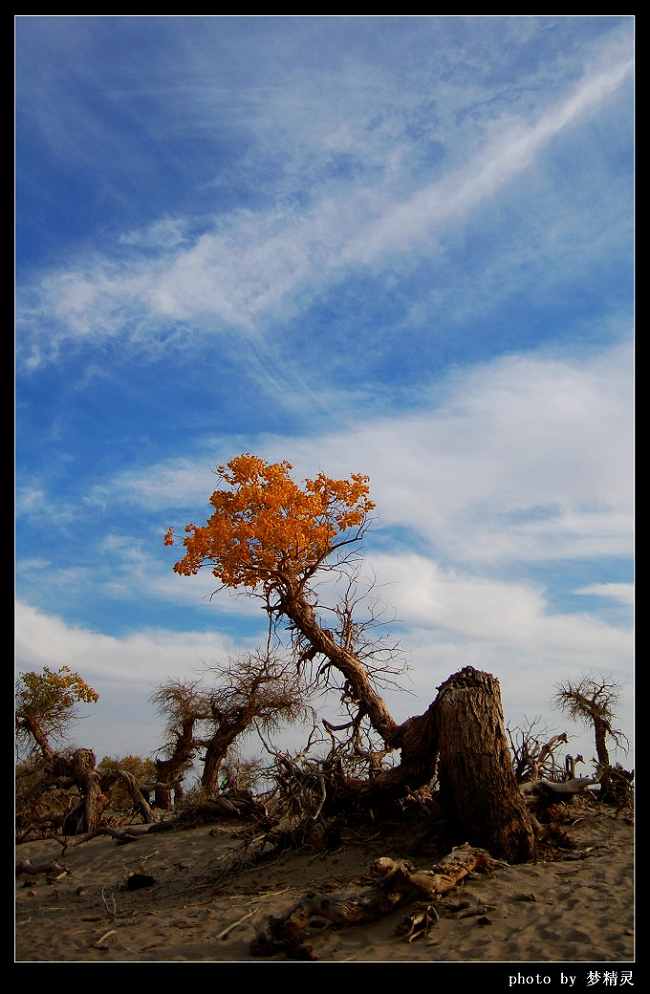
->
[15,807,634,963]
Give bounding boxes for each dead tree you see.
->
[56,749,108,835]
[151,680,208,809]
[252,843,504,960]
[507,718,569,784]
[553,677,629,771]
[199,653,311,795]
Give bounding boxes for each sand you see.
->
[15,807,634,963]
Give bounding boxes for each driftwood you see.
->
[251,843,501,959]
[69,823,160,848]
[16,858,68,878]
[68,794,260,848]
[521,777,598,797]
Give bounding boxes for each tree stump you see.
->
[435,667,536,862]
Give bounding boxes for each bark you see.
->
[201,738,226,794]
[594,717,611,769]
[154,783,173,810]
[434,667,536,863]
[282,586,399,746]
[251,843,501,959]
[23,717,54,761]
[154,716,197,809]
[200,723,242,794]
[115,770,156,823]
[61,749,107,835]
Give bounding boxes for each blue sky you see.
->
[16,15,634,768]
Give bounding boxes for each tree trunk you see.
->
[201,748,223,794]
[115,770,156,822]
[282,587,399,746]
[281,587,535,862]
[435,667,536,863]
[154,783,173,810]
[24,717,54,761]
[201,731,237,794]
[60,749,107,835]
[594,717,610,769]
[155,716,197,809]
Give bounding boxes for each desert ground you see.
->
[15,805,633,963]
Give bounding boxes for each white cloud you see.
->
[15,561,634,767]
[315,551,632,659]
[575,583,635,607]
[343,55,633,267]
[15,599,243,688]
[102,339,633,566]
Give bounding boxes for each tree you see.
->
[167,454,536,861]
[15,666,156,834]
[553,676,629,771]
[151,679,207,809]
[152,653,310,804]
[197,652,310,795]
[15,667,108,834]
[16,665,99,760]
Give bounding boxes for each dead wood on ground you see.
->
[250,842,502,959]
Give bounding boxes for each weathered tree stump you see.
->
[435,667,536,862]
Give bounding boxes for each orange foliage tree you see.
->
[167,454,398,746]
[166,453,374,590]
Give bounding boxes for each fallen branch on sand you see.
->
[521,777,598,796]
[71,824,159,847]
[16,858,68,878]
[250,842,502,960]
[217,909,257,940]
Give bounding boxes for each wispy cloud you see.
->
[98,339,633,566]
[17,34,632,369]
[16,484,46,517]
[343,55,633,266]
[575,583,635,607]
